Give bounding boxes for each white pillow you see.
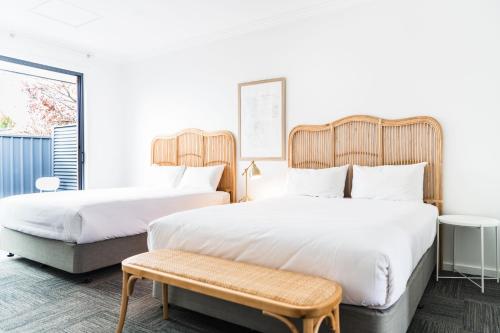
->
[351,163,427,201]
[177,165,225,192]
[145,165,186,188]
[286,165,349,198]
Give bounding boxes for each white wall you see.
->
[123,0,500,273]
[0,33,127,189]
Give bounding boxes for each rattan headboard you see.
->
[288,115,443,211]
[151,129,236,202]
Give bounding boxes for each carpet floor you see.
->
[0,256,499,333]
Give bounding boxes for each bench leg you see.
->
[332,306,340,333]
[305,310,340,333]
[315,311,340,333]
[116,272,141,333]
[303,318,315,333]
[162,283,169,320]
[262,311,340,333]
[116,272,130,333]
[262,311,298,333]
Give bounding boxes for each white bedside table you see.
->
[436,215,500,293]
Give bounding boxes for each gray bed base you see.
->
[153,242,436,333]
[0,228,148,273]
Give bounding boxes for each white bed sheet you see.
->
[148,196,438,309]
[0,187,229,244]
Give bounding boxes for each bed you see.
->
[0,129,236,273]
[147,116,443,333]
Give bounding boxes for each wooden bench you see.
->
[116,249,342,333]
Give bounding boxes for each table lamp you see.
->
[239,160,261,202]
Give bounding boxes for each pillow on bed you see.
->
[177,165,225,192]
[145,165,186,188]
[351,163,427,201]
[285,165,349,198]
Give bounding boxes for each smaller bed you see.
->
[0,129,236,273]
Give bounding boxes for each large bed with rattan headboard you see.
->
[148,116,443,333]
[0,129,236,274]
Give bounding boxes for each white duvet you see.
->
[148,196,437,309]
[0,187,229,244]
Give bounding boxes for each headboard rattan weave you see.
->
[288,115,443,211]
[151,129,236,202]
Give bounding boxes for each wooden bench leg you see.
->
[332,306,340,333]
[116,272,141,333]
[303,318,315,333]
[116,272,130,333]
[303,310,340,333]
[262,311,298,333]
[262,311,340,333]
[162,283,169,320]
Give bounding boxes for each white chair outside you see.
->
[35,177,60,192]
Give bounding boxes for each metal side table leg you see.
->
[481,226,485,293]
[496,226,499,283]
[453,225,456,273]
[436,219,440,282]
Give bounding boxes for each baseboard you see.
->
[442,261,499,278]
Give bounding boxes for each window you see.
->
[0,55,84,197]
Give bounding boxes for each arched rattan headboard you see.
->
[288,115,443,211]
[151,129,236,202]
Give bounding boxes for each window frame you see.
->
[0,54,85,190]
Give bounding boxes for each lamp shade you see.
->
[249,162,261,179]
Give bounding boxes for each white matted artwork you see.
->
[238,77,286,160]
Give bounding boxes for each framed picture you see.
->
[238,77,286,160]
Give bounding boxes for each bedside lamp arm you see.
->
[241,161,255,176]
[240,161,256,202]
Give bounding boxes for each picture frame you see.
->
[238,77,286,160]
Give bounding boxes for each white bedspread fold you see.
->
[148,197,437,309]
[0,187,229,244]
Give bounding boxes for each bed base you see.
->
[0,228,148,274]
[153,242,435,333]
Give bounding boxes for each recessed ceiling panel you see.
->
[30,0,100,28]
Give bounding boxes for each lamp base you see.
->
[238,196,251,203]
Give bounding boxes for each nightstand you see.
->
[436,215,500,293]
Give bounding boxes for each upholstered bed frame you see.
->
[156,115,443,333]
[0,129,236,273]
[158,241,435,333]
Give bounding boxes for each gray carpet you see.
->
[0,257,499,333]
[408,272,500,333]
[0,257,256,333]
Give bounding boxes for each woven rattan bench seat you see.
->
[117,249,342,333]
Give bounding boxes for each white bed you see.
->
[0,128,237,273]
[0,187,229,244]
[148,196,438,309]
[147,116,442,333]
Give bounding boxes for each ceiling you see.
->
[0,0,341,63]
